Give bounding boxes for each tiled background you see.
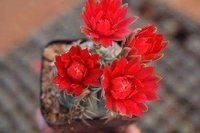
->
[0,0,199,132]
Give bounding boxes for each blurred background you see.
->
[0,0,199,132]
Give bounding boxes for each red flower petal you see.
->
[71,84,83,96]
[59,79,70,90]
[136,67,154,80]
[145,92,159,101]
[131,93,147,103]
[116,100,127,114]
[143,81,159,91]
[87,58,95,69]
[81,48,90,60]
[83,69,102,87]
[138,103,148,112]
[99,38,112,47]
[65,87,73,94]
[81,26,99,38]
[102,66,111,91]
[125,58,141,75]
[69,46,81,56]
[53,76,62,84]
[142,75,161,82]
[105,95,114,110]
[114,16,135,28]
[60,53,70,68]
[111,58,127,78]
[87,53,99,68]
[114,4,128,22]
[124,100,142,117]
[114,28,131,36]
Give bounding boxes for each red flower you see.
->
[81,0,135,47]
[102,58,160,117]
[53,45,102,96]
[124,25,168,62]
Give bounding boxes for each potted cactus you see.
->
[40,0,168,132]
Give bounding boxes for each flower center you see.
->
[67,61,87,81]
[111,77,133,99]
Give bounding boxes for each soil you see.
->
[40,40,136,133]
